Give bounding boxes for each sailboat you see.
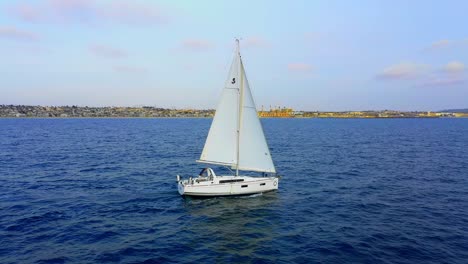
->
[177,39,279,197]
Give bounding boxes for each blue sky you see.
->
[1,0,467,111]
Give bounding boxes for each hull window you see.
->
[241,185,248,188]
[260,183,266,186]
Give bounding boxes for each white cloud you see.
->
[287,63,313,72]
[430,39,451,49]
[378,61,467,87]
[181,39,214,51]
[89,44,127,58]
[0,25,39,41]
[7,0,168,26]
[377,62,429,80]
[420,76,465,87]
[243,36,269,48]
[114,65,147,73]
[443,61,465,73]
[427,39,468,51]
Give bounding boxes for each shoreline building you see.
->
[258,106,294,118]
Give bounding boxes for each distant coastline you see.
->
[0,105,214,118]
[1,105,467,118]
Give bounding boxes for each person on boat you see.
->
[199,168,207,176]
[198,168,215,181]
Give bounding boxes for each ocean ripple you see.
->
[1,118,467,263]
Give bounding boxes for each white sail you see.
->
[237,60,276,173]
[198,41,276,173]
[198,48,240,166]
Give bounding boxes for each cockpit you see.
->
[198,168,216,181]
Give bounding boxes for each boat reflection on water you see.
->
[181,193,282,260]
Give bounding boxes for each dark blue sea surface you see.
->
[1,118,467,263]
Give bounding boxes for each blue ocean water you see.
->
[1,118,467,263]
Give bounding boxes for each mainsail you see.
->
[198,40,276,174]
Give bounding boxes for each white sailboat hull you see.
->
[178,176,279,197]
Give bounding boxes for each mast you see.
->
[235,39,244,176]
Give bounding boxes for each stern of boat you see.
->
[176,175,185,195]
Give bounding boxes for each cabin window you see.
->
[260,183,266,186]
[220,179,244,184]
[241,185,248,188]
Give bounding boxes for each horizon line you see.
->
[1,104,467,113]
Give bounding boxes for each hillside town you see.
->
[0,105,214,118]
[1,105,467,118]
